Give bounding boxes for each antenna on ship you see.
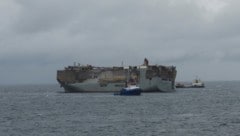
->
[121,61,124,67]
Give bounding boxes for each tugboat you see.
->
[114,85,142,96]
[191,77,205,88]
[114,74,142,96]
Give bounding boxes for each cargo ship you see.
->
[57,58,177,93]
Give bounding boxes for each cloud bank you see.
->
[1,0,240,84]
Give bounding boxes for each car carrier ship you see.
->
[57,58,177,93]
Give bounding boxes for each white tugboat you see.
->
[191,77,205,88]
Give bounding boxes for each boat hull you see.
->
[114,88,141,95]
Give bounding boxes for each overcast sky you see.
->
[1,0,240,84]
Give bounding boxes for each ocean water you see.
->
[1,81,240,136]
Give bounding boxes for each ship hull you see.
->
[61,78,175,93]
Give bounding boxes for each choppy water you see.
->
[1,81,240,136]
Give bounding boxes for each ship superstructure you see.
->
[57,59,177,92]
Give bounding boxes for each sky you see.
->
[1,0,240,85]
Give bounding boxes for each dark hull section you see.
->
[114,88,141,95]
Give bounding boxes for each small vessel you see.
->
[175,77,205,88]
[191,77,205,88]
[114,85,141,96]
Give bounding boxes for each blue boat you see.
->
[114,85,141,96]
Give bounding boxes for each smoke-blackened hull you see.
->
[57,62,177,93]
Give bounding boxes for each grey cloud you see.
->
[1,0,240,84]
[13,0,80,34]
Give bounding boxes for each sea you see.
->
[1,81,240,136]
